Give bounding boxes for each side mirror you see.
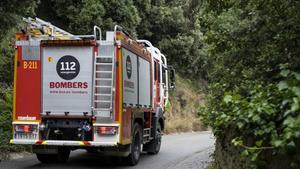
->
[168,66,176,89]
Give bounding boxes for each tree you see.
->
[0,0,37,85]
[37,0,141,36]
[0,0,37,40]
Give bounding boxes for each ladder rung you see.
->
[94,108,111,111]
[95,85,112,88]
[95,63,112,65]
[94,99,111,103]
[94,100,111,103]
[95,78,112,81]
[94,93,112,96]
[96,71,112,73]
[96,56,113,59]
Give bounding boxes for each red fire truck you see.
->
[10,17,175,165]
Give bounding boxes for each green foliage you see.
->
[0,0,37,85]
[0,0,37,40]
[0,87,29,154]
[199,0,300,168]
[37,0,141,35]
[0,87,12,113]
[35,0,205,79]
[200,0,300,85]
[201,69,300,167]
[0,37,14,85]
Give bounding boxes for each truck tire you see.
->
[126,123,142,166]
[36,148,70,163]
[36,154,56,163]
[145,123,162,155]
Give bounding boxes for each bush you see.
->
[198,1,300,168]
[200,69,300,168]
[0,86,30,160]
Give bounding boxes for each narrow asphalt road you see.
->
[0,131,214,169]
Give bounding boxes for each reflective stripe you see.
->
[13,121,39,125]
[35,140,43,145]
[118,47,123,144]
[11,140,117,147]
[83,141,91,146]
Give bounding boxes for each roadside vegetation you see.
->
[0,1,299,168]
[166,75,206,134]
[198,1,300,168]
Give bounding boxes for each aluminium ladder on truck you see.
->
[23,17,75,40]
[23,17,101,40]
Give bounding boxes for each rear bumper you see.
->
[11,122,121,147]
[10,139,117,147]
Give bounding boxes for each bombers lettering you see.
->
[50,82,88,89]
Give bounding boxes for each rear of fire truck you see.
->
[10,18,175,165]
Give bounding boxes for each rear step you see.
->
[143,128,152,143]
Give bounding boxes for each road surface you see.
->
[0,131,214,169]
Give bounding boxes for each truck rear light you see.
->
[14,124,38,140]
[96,126,118,135]
[15,124,37,133]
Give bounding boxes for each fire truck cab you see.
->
[10,18,175,165]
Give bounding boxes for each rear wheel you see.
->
[126,123,142,166]
[36,154,56,163]
[36,147,70,163]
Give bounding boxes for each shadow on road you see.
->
[22,151,149,169]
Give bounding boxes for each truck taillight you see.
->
[96,126,118,135]
[15,124,37,133]
[13,124,38,140]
